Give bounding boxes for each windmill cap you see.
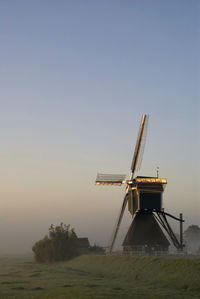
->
[135,176,167,184]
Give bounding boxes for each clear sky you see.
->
[0,0,199,253]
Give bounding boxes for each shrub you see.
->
[89,244,105,254]
[32,223,79,262]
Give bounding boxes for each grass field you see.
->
[0,254,199,298]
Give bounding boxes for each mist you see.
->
[0,1,199,254]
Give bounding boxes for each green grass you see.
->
[0,254,199,298]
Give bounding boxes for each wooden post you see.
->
[180,213,183,251]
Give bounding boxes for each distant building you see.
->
[76,238,90,254]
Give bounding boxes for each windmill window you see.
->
[139,192,162,211]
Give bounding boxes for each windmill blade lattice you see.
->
[130,114,149,176]
[96,173,126,186]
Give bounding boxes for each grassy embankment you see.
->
[0,254,200,298]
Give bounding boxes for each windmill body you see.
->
[124,176,170,253]
[95,115,184,254]
[123,212,170,253]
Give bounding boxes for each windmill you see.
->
[95,115,184,254]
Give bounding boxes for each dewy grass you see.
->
[0,254,199,298]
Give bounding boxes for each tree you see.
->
[32,223,79,262]
[184,225,200,253]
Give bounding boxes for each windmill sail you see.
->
[108,192,129,253]
[130,114,149,177]
[96,173,126,186]
[108,115,149,252]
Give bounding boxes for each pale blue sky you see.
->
[0,0,199,252]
